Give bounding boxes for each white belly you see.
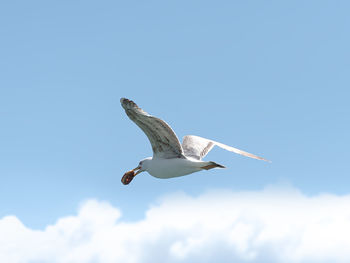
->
[146,158,204,179]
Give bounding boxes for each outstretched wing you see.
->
[121,98,185,159]
[182,135,215,160]
[182,135,270,162]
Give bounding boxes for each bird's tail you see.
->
[201,161,226,170]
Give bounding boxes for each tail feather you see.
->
[201,161,226,170]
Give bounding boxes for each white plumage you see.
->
[120,98,269,184]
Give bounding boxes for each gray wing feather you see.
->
[121,98,185,159]
[182,135,270,162]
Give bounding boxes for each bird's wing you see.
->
[182,135,270,162]
[121,98,185,159]
[182,135,215,160]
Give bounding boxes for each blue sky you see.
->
[0,1,350,261]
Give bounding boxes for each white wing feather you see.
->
[121,98,185,159]
[182,135,270,162]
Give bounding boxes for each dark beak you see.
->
[132,165,143,175]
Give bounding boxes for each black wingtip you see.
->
[120,97,130,106]
[120,98,138,110]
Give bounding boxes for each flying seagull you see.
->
[120,98,269,185]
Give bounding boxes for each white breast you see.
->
[146,158,204,179]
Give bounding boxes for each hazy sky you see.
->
[0,1,349,262]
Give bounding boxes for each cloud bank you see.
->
[1,186,350,263]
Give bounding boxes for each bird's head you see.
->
[121,157,152,185]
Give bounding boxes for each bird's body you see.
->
[120,98,269,184]
[139,157,221,179]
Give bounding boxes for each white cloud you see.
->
[1,186,350,263]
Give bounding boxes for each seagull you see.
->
[120,98,269,185]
